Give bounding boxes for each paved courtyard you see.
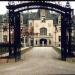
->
[0,47,75,75]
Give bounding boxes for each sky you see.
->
[0,1,75,15]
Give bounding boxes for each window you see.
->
[41,17,45,22]
[25,38,28,43]
[36,40,37,45]
[59,20,61,23]
[3,19,7,23]
[3,35,7,43]
[21,28,22,31]
[59,27,61,31]
[59,36,61,42]
[49,40,51,44]
[21,37,24,43]
[40,27,47,35]
[3,26,7,31]
[30,22,32,26]
[59,44,60,47]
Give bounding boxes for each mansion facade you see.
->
[28,9,61,47]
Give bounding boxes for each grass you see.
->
[21,47,33,55]
[53,47,75,63]
[0,47,9,55]
[0,46,32,55]
[53,46,61,54]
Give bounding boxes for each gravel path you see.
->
[0,47,75,75]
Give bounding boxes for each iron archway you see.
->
[6,1,73,61]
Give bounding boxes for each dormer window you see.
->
[41,16,45,22]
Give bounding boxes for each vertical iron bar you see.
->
[14,12,21,61]
[67,12,72,57]
[61,14,67,61]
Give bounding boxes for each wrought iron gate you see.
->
[5,1,74,61]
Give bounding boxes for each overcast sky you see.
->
[0,1,75,15]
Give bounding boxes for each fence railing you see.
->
[0,43,9,57]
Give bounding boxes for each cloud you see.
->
[0,1,8,15]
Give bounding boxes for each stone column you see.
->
[24,36,26,47]
[47,39,49,46]
[29,37,31,47]
[42,41,44,47]
[34,38,36,47]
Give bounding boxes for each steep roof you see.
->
[22,13,29,25]
[0,10,60,26]
[0,15,3,23]
[0,14,8,24]
[28,10,59,25]
[28,9,54,20]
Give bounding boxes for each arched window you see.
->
[40,27,47,35]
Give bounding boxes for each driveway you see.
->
[0,47,75,75]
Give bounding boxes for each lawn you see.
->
[0,47,9,55]
[53,46,61,54]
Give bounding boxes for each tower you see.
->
[39,9,46,20]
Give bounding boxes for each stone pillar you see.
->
[29,37,31,47]
[24,36,26,47]
[42,41,44,47]
[47,39,49,46]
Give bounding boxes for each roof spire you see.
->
[65,1,71,8]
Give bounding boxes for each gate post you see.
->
[8,9,14,58]
[61,14,67,61]
[14,12,21,61]
[67,12,72,57]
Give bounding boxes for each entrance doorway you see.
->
[40,39,47,46]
